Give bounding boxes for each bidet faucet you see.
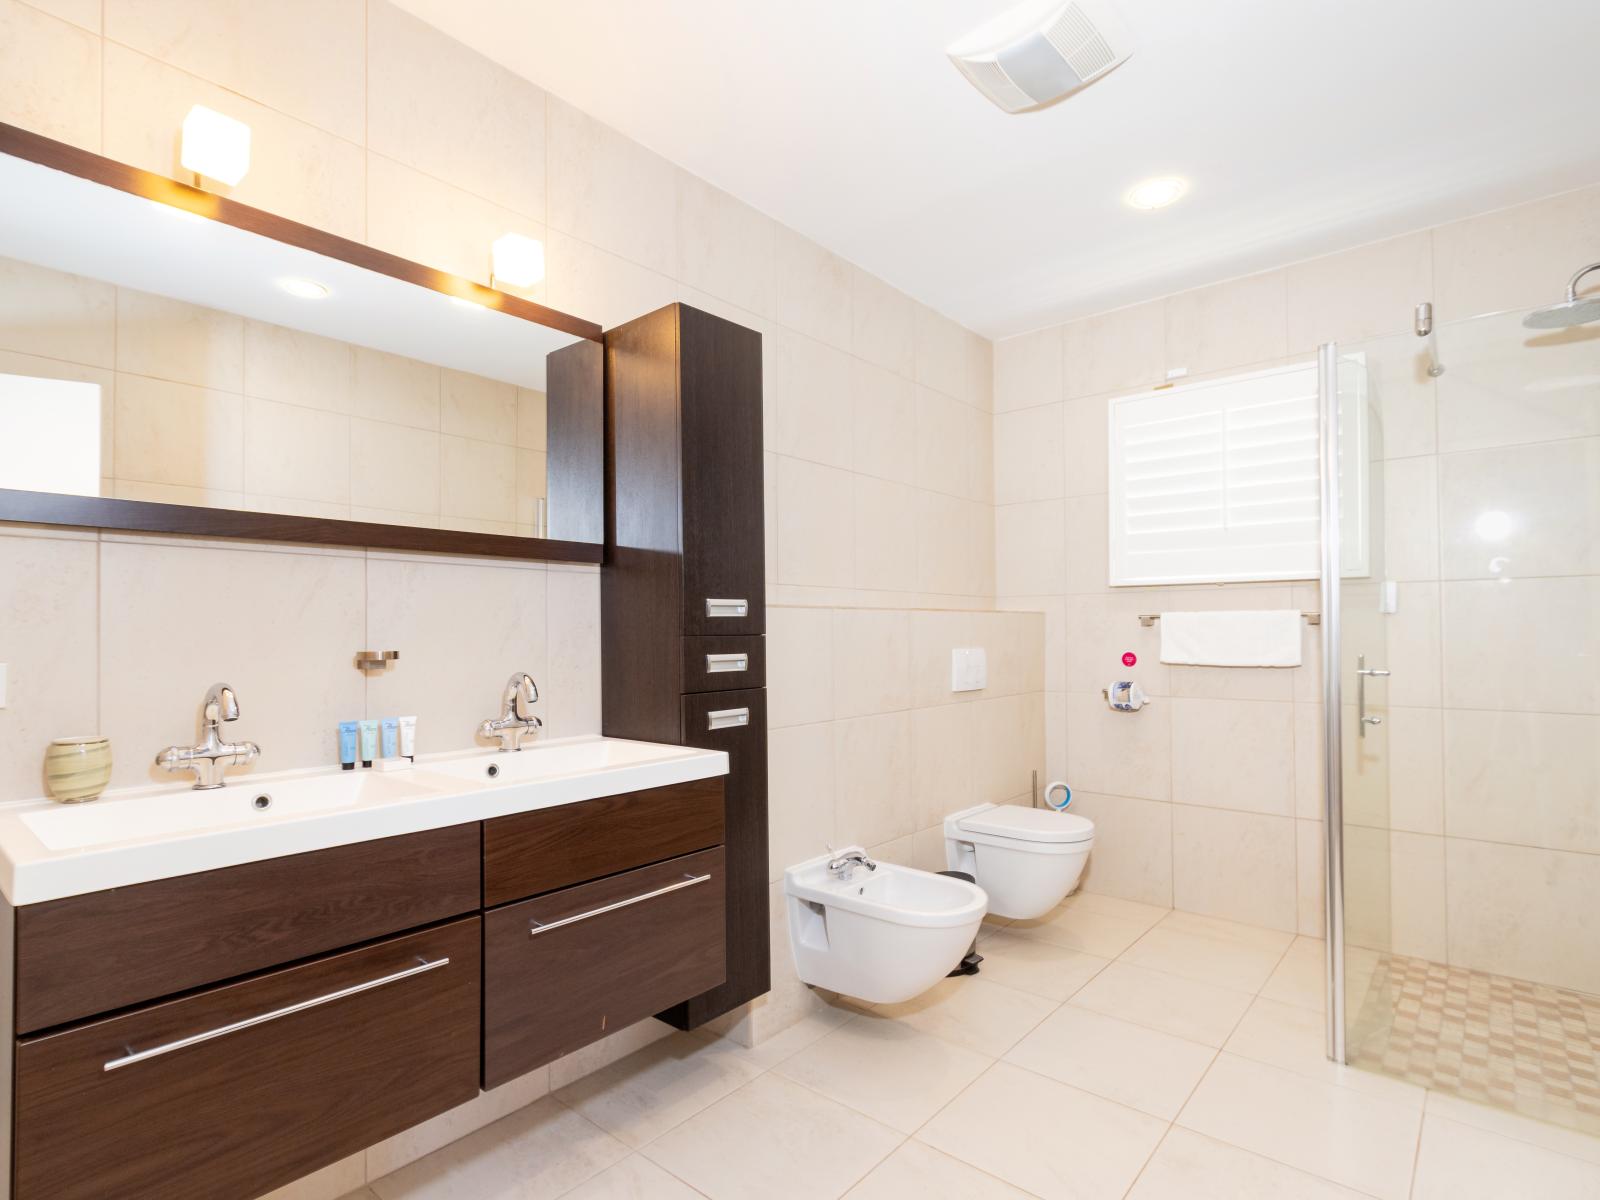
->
[478,671,542,751]
[827,849,877,882]
[155,682,261,790]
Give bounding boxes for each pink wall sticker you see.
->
[1122,651,1137,667]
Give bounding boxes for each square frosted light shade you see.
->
[492,233,545,288]
[180,105,251,186]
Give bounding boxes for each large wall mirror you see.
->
[0,123,604,561]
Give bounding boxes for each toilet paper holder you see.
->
[1101,680,1150,712]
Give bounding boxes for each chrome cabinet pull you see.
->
[705,598,748,619]
[103,956,450,1072]
[1356,654,1390,739]
[706,706,750,731]
[705,652,749,674]
[529,873,712,938]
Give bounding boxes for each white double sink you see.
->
[0,736,728,906]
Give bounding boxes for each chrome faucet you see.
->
[478,672,542,751]
[827,849,878,883]
[155,682,261,790]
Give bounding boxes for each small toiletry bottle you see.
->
[398,715,416,762]
[338,721,358,771]
[358,719,378,768]
[381,717,398,760]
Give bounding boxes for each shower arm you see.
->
[1562,262,1600,303]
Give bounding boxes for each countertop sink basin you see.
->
[0,735,727,906]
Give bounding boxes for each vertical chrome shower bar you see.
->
[1318,342,1347,1064]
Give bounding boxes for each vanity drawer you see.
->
[484,848,724,1086]
[14,916,481,1200]
[683,635,766,693]
[483,776,724,906]
[14,822,481,1035]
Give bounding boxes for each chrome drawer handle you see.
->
[705,598,748,619]
[529,873,712,938]
[103,956,450,1072]
[706,707,750,730]
[705,652,748,674]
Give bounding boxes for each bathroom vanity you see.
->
[0,737,728,1200]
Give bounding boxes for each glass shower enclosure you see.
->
[1321,301,1600,1137]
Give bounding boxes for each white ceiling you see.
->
[394,0,1600,338]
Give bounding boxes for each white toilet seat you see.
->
[944,802,1096,919]
[953,804,1094,845]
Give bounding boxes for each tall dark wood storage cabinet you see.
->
[602,303,769,1029]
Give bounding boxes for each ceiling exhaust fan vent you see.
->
[948,0,1134,114]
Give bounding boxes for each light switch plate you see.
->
[951,647,987,693]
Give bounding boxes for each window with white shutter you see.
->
[1107,360,1366,586]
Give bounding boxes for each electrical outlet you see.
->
[951,648,987,693]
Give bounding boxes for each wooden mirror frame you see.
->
[0,122,604,564]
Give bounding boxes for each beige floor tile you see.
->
[1259,936,1326,1011]
[1156,911,1294,954]
[843,1141,1033,1199]
[554,1033,764,1149]
[1412,1115,1600,1200]
[1177,1054,1421,1200]
[776,1014,992,1133]
[556,1155,704,1199]
[869,977,1058,1057]
[975,932,1111,1000]
[1059,892,1170,928]
[1127,1128,1370,1199]
[641,1074,901,1200]
[1424,1091,1600,1168]
[701,1003,855,1072]
[1006,906,1153,957]
[259,1154,365,1200]
[918,1062,1166,1200]
[1120,927,1284,993]
[1069,962,1253,1048]
[1226,997,1424,1109]
[368,1097,627,1200]
[1006,1006,1216,1120]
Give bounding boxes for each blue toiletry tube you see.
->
[358,719,378,768]
[338,721,358,771]
[381,717,398,759]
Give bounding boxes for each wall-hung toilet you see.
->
[785,847,988,1004]
[943,803,1095,920]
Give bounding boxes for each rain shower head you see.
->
[1523,262,1600,329]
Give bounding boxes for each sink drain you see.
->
[252,794,272,810]
[485,763,501,779]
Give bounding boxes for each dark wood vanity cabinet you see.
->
[602,303,770,1030]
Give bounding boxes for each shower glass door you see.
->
[1329,304,1600,1137]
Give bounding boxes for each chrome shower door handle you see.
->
[1356,654,1390,739]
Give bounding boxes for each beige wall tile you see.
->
[851,475,917,593]
[352,347,440,431]
[908,610,977,708]
[766,606,832,729]
[773,225,852,350]
[1062,394,1109,497]
[1385,706,1444,835]
[995,500,1066,596]
[104,0,364,141]
[1440,576,1598,713]
[1432,184,1600,322]
[115,374,244,491]
[831,609,911,719]
[914,305,972,404]
[117,289,244,391]
[0,0,99,147]
[1389,831,1446,961]
[1385,580,1441,708]
[367,0,545,220]
[544,566,600,739]
[1171,697,1295,816]
[1435,327,1600,454]
[1070,792,1173,908]
[915,386,989,502]
[545,232,679,332]
[833,711,914,847]
[1295,818,1325,938]
[0,347,115,477]
[1446,837,1600,993]
[1066,691,1171,802]
[850,359,917,486]
[1165,272,1288,377]
[243,321,357,413]
[916,490,993,598]
[911,703,974,829]
[768,722,835,882]
[851,267,915,377]
[1292,702,1323,821]
[102,44,364,240]
[973,692,1045,804]
[1381,454,1439,581]
[0,256,114,368]
[1062,301,1164,400]
[441,369,516,443]
[515,389,547,452]
[1444,709,1600,854]
[349,417,439,514]
[1438,438,1599,580]
[1062,592,1170,698]
[776,456,854,587]
[676,174,776,319]
[1285,232,1432,354]
[1062,492,1110,595]
[0,533,98,802]
[244,396,349,505]
[994,326,1062,413]
[440,435,516,523]
[367,153,544,290]
[22,0,98,32]
[515,449,547,526]
[99,538,365,785]
[546,97,680,277]
[1172,805,1298,933]
[993,402,1065,505]
[769,331,853,469]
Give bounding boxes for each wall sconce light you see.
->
[180,105,251,187]
[490,233,545,289]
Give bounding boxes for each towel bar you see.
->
[1137,611,1320,627]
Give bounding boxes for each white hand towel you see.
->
[1159,610,1303,667]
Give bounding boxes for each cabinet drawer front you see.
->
[15,823,481,1035]
[15,918,481,1200]
[484,848,724,1087]
[683,635,766,693]
[483,777,724,907]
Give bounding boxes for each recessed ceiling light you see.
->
[1124,176,1188,210]
[277,277,330,300]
